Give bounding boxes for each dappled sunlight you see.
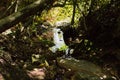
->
[0,0,120,79]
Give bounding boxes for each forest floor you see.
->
[0,26,120,80]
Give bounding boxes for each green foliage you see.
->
[35,1,81,26]
[0,0,119,79]
[58,44,68,51]
[37,35,54,46]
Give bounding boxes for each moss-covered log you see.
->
[0,0,54,33]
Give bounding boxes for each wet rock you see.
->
[57,57,117,80]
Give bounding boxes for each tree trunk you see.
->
[0,0,54,33]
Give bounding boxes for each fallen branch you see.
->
[0,0,54,33]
